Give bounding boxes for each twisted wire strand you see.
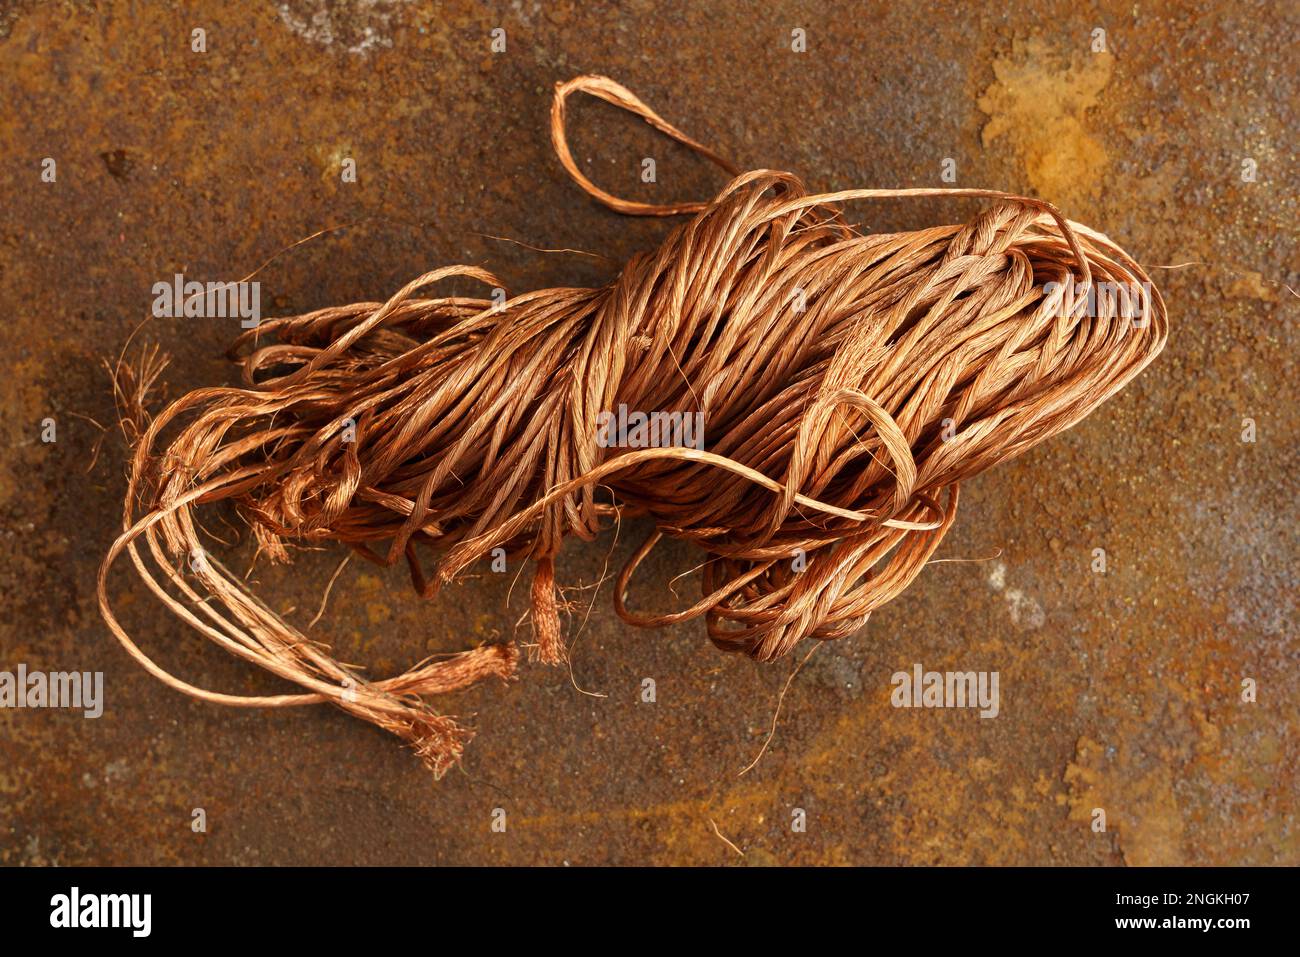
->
[97,76,1167,776]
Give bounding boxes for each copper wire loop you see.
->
[97,76,1168,776]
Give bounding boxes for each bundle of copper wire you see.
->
[98,76,1167,777]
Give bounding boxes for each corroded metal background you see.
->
[1,1,1295,865]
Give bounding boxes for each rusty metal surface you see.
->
[0,1,1295,865]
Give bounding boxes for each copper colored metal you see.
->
[97,76,1168,777]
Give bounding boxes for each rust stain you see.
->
[978,39,1113,205]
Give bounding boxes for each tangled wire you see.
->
[98,76,1167,777]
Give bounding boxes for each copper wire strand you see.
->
[97,75,1168,777]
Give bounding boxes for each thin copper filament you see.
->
[97,76,1168,777]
